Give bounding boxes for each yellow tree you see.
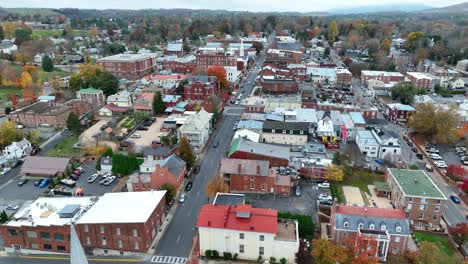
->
[89,27,99,38]
[15,52,32,65]
[0,121,22,146]
[206,174,229,198]
[311,238,349,264]
[325,164,344,182]
[20,72,33,89]
[380,39,391,53]
[1,22,20,38]
[327,20,339,43]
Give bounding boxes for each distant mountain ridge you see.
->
[327,4,432,14]
[422,1,468,13]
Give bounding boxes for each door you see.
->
[12,244,21,253]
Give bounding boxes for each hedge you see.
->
[278,212,315,238]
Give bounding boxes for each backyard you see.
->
[47,136,81,157]
[413,231,456,256]
[341,168,385,194]
[0,87,22,102]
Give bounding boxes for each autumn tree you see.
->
[89,27,99,38]
[380,39,391,53]
[325,164,344,182]
[448,223,468,245]
[15,52,32,65]
[207,65,228,89]
[206,174,229,198]
[0,121,23,148]
[25,130,41,146]
[311,238,349,264]
[1,22,19,39]
[446,164,466,181]
[179,136,195,169]
[459,178,468,194]
[345,234,379,264]
[408,103,461,144]
[327,20,339,44]
[152,91,165,115]
[20,71,34,100]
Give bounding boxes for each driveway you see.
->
[367,184,392,208]
[80,120,107,145]
[131,117,165,152]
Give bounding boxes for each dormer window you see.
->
[272,129,275,133]
[369,224,375,230]
[344,221,349,228]
[358,223,364,229]
[282,130,286,134]
[289,130,293,134]
[396,226,401,233]
[381,224,386,231]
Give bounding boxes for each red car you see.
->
[73,170,81,176]
[30,147,41,156]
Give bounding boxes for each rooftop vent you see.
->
[57,204,81,219]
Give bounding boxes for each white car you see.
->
[104,176,116,186]
[429,154,442,160]
[235,100,240,105]
[15,124,24,129]
[318,194,332,201]
[318,182,330,188]
[0,167,11,175]
[76,167,85,173]
[130,134,141,138]
[179,193,186,203]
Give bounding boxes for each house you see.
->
[406,72,439,92]
[34,54,43,63]
[98,104,131,118]
[335,68,352,86]
[197,204,299,263]
[386,168,447,229]
[165,43,184,57]
[233,129,261,143]
[316,111,337,142]
[2,138,31,160]
[163,95,182,108]
[0,196,94,254]
[97,53,156,79]
[10,102,72,128]
[449,77,465,89]
[385,103,415,124]
[75,191,166,255]
[20,156,70,177]
[309,68,337,85]
[184,75,220,101]
[225,66,242,84]
[229,138,290,167]
[355,130,380,158]
[131,154,186,191]
[100,157,112,174]
[221,158,291,195]
[178,109,213,154]
[107,91,133,108]
[378,137,401,159]
[330,205,411,261]
[143,74,188,88]
[201,94,224,114]
[133,93,155,115]
[262,121,309,145]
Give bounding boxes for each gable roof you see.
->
[167,43,183,52]
[21,156,70,175]
[179,109,213,133]
[160,154,186,178]
[104,103,130,112]
[229,138,290,161]
[143,147,171,157]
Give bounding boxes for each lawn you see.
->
[32,29,89,39]
[122,118,136,129]
[47,136,81,157]
[5,63,68,82]
[0,87,21,102]
[330,185,346,203]
[341,168,385,194]
[413,231,456,256]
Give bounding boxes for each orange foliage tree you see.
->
[207,65,228,89]
[344,234,379,264]
[89,27,99,38]
[205,173,229,198]
[311,238,349,264]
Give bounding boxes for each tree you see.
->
[325,164,344,182]
[161,183,176,204]
[391,83,425,105]
[448,223,468,245]
[179,137,195,169]
[380,39,391,53]
[206,174,229,198]
[446,164,466,181]
[311,238,349,264]
[15,52,32,65]
[152,91,165,115]
[207,65,228,89]
[415,48,429,62]
[324,47,330,57]
[345,234,379,264]
[20,72,33,90]
[0,121,23,147]
[42,55,54,72]
[176,79,188,95]
[66,112,81,134]
[26,130,41,146]
[160,136,170,146]
[183,42,191,53]
[89,27,99,38]
[408,103,461,144]
[0,210,8,224]
[327,20,339,44]
[213,105,219,123]
[88,70,119,96]
[0,25,4,40]
[458,178,468,194]
[14,28,32,46]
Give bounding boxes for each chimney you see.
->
[208,221,211,226]
[256,165,261,175]
[238,163,242,173]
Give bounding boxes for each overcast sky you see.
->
[1,0,466,12]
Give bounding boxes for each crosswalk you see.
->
[150,255,188,264]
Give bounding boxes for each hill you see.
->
[328,4,432,14]
[422,1,468,13]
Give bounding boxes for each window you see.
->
[289,130,293,134]
[409,197,413,202]
[433,215,438,221]
[369,224,375,230]
[300,130,304,134]
[239,244,244,253]
[421,198,427,204]
[44,244,52,250]
[8,229,17,236]
[259,246,264,255]
[392,247,399,254]
[282,130,286,134]
[57,245,66,251]
[250,176,254,181]
[31,243,39,249]
[118,240,123,249]
[419,204,427,211]
[133,229,138,237]
[250,183,255,189]
[435,206,440,212]
[116,228,121,236]
[134,242,139,250]
[381,225,386,231]
[40,232,50,240]
[407,203,412,210]
[101,237,107,246]
[344,221,349,228]
[261,184,266,191]
[436,199,441,204]
[100,226,105,234]
[239,233,244,239]
[358,223,364,229]
[86,237,91,245]
[419,213,424,219]
[259,235,264,241]
[54,234,65,241]
[272,129,275,133]
[396,226,402,233]
[395,237,400,243]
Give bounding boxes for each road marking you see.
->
[176,234,181,244]
[0,179,14,190]
[150,255,187,264]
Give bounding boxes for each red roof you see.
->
[334,205,406,219]
[104,103,130,112]
[152,74,188,80]
[197,204,278,234]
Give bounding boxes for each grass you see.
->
[32,29,89,39]
[340,168,385,194]
[278,212,315,239]
[122,118,136,129]
[0,86,21,102]
[413,231,456,256]
[331,185,346,203]
[47,136,81,157]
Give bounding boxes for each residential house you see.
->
[100,157,112,174]
[385,103,415,124]
[316,111,337,142]
[143,74,187,88]
[178,108,213,153]
[107,91,133,108]
[76,88,106,106]
[165,43,184,57]
[98,104,131,119]
[195,51,237,73]
[361,71,405,86]
[406,72,439,92]
[197,204,299,263]
[229,138,290,167]
[133,93,154,115]
[21,156,70,177]
[335,68,352,86]
[386,168,447,229]
[163,95,182,108]
[262,121,308,145]
[309,68,337,85]
[330,205,411,261]
[266,49,302,64]
[201,94,224,114]
[184,75,220,101]
[355,130,380,158]
[2,139,31,160]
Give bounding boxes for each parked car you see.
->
[130,134,141,138]
[17,179,29,186]
[213,141,218,148]
[39,179,50,188]
[103,176,116,186]
[425,164,434,172]
[6,204,19,210]
[120,140,134,147]
[69,174,79,181]
[179,193,186,203]
[76,167,85,173]
[318,193,332,201]
[429,154,442,160]
[407,142,413,147]
[87,174,99,183]
[137,126,149,131]
[185,181,193,191]
[427,148,440,154]
[415,153,423,160]
[450,195,461,204]
[1,167,11,175]
[34,179,43,186]
[295,186,301,196]
[30,146,41,155]
[60,179,76,188]
[412,147,418,153]
[73,170,81,176]
[435,162,447,168]
[194,165,200,174]
[318,182,330,188]
[403,135,409,141]
[319,200,333,206]
[15,124,24,129]
[149,117,157,122]
[99,175,109,185]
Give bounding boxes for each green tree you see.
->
[213,105,219,123]
[66,112,81,134]
[408,103,461,144]
[327,20,339,44]
[0,25,4,40]
[152,91,165,115]
[13,28,32,46]
[391,83,425,105]
[324,47,330,57]
[42,55,54,72]
[88,70,118,96]
[0,210,8,224]
[171,135,178,145]
[179,136,195,169]
[160,183,176,203]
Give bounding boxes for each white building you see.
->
[224,66,242,84]
[356,130,401,159]
[106,90,133,107]
[309,68,337,85]
[178,108,213,154]
[34,54,43,63]
[197,204,299,263]
[233,129,261,143]
[99,156,112,174]
[2,138,31,160]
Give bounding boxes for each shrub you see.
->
[212,250,219,258]
[280,258,287,264]
[223,252,232,260]
[270,256,276,263]
[205,250,212,258]
[278,212,315,238]
[233,253,238,260]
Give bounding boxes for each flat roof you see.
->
[356,130,379,146]
[6,197,94,227]
[387,169,447,199]
[213,193,245,206]
[76,191,166,224]
[98,53,153,62]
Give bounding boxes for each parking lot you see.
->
[130,117,165,152]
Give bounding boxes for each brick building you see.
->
[221,158,291,195]
[76,88,106,106]
[195,51,237,73]
[184,75,220,101]
[229,138,290,167]
[200,94,224,114]
[162,56,196,74]
[10,102,72,128]
[335,68,352,86]
[360,71,405,85]
[330,205,411,261]
[266,49,302,64]
[75,191,166,256]
[384,103,415,124]
[405,72,439,91]
[259,76,299,94]
[386,168,447,229]
[97,53,156,79]
[64,99,90,117]
[164,43,184,57]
